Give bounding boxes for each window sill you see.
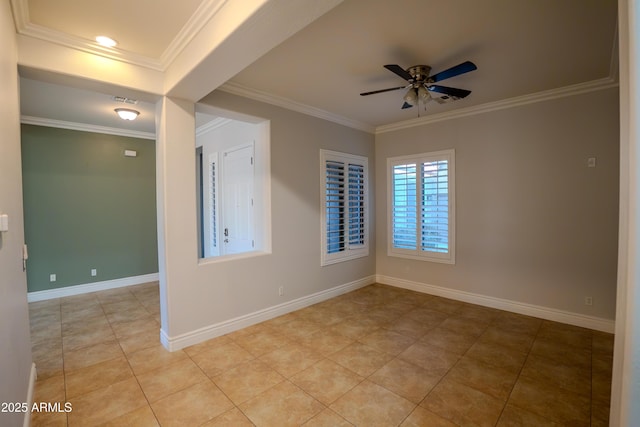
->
[198,249,272,266]
[387,249,455,264]
[321,250,369,267]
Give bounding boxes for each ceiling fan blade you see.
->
[384,64,413,81]
[428,85,472,99]
[360,86,407,96]
[401,102,413,109]
[428,61,477,83]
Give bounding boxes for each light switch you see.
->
[0,214,8,232]
[587,157,597,168]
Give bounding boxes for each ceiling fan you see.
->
[360,61,477,109]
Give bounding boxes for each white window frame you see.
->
[387,149,455,264]
[320,149,369,266]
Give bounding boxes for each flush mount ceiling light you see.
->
[96,36,117,48]
[115,108,140,121]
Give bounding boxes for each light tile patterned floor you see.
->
[29,282,613,426]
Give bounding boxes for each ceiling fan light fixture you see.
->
[417,85,430,102]
[115,108,140,121]
[403,88,418,106]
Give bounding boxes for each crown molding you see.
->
[220,76,618,136]
[219,81,376,134]
[21,116,156,140]
[11,0,230,72]
[9,0,28,32]
[196,117,233,137]
[18,23,164,71]
[159,0,228,69]
[375,77,619,134]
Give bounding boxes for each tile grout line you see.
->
[408,303,469,424]
[103,288,164,427]
[30,283,611,426]
[227,328,330,425]
[185,346,254,425]
[490,316,542,426]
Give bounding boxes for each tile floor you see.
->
[28,282,613,426]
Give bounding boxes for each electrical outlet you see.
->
[91,268,97,277]
[278,286,284,296]
[585,296,593,306]
[49,274,56,282]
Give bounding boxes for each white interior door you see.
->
[222,143,254,255]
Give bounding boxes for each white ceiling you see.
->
[13,0,618,134]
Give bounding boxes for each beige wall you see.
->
[0,2,34,426]
[157,91,375,345]
[376,87,619,320]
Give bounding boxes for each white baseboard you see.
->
[377,275,615,333]
[27,273,159,302]
[22,362,36,427]
[161,275,376,351]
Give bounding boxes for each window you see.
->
[388,149,455,264]
[320,150,369,266]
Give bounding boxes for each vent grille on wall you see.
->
[112,96,138,105]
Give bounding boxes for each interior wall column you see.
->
[611,0,640,424]
[155,96,197,349]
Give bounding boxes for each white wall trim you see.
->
[11,0,228,71]
[219,81,376,134]
[22,362,36,427]
[219,77,618,136]
[21,116,156,140]
[159,0,227,70]
[377,275,615,333]
[15,22,163,71]
[195,117,232,137]
[160,275,376,351]
[27,273,159,302]
[11,0,159,70]
[376,77,620,134]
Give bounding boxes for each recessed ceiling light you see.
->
[96,36,117,48]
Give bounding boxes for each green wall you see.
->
[21,124,158,292]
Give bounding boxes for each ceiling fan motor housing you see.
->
[407,65,432,85]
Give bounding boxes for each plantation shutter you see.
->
[210,160,218,250]
[326,160,345,254]
[320,150,369,266]
[388,149,455,264]
[348,163,365,247]
[392,163,417,250]
[421,160,449,253]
